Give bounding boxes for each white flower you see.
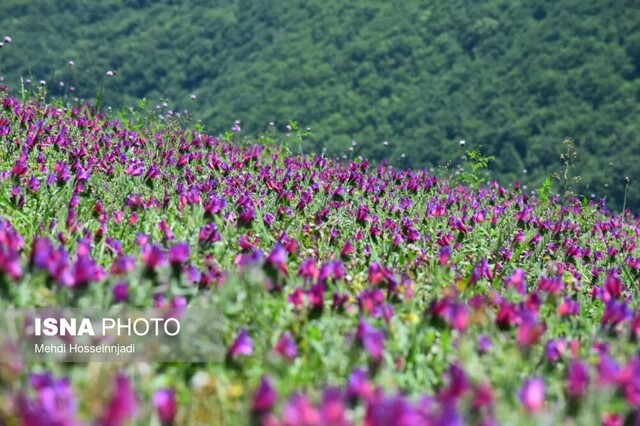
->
[190,371,211,390]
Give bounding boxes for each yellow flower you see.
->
[405,313,420,324]
[228,383,244,398]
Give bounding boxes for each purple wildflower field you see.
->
[1,78,640,424]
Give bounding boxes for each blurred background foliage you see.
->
[1,0,639,210]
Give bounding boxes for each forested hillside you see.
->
[1,0,640,209]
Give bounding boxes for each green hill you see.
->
[1,0,639,209]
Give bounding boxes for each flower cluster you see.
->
[1,89,640,424]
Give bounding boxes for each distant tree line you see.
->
[1,0,639,210]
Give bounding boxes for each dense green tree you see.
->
[1,0,640,210]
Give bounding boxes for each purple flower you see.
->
[307,283,326,315]
[341,240,355,258]
[332,292,349,311]
[519,377,545,413]
[238,205,256,226]
[153,388,177,425]
[0,219,24,251]
[439,246,452,265]
[228,328,253,358]
[545,339,566,362]
[288,287,305,309]
[566,359,590,397]
[185,265,201,283]
[537,275,564,295]
[602,413,624,426]
[601,299,631,328]
[356,319,385,360]
[367,262,395,289]
[263,212,275,226]
[597,354,620,386]
[11,158,29,177]
[0,248,22,281]
[346,369,373,402]
[358,289,385,315]
[320,388,349,426]
[199,223,221,246]
[169,242,190,266]
[70,253,104,287]
[478,335,492,355]
[142,244,167,269]
[136,233,150,247]
[446,302,469,332]
[171,296,187,308]
[203,195,227,217]
[517,313,547,347]
[375,304,395,323]
[364,394,423,426]
[112,282,129,303]
[471,258,493,283]
[275,332,298,361]
[356,204,370,224]
[252,376,278,413]
[110,255,136,275]
[505,268,527,294]
[28,176,42,192]
[618,357,640,407]
[439,363,471,402]
[632,313,640,340]
[496,300,518,330]
[158,219,174,241]
[603,268,623,300]
[282,393,320,426]
[472,382,495,410]
[101,374,139,426]
[265,243,288,275]
[298,258,319,282]
[16,372,78,425]
[144,164,162,180]
[557,297,580,317]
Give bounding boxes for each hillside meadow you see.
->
[1,82,640,425]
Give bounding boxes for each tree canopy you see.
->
[1,0,639,209]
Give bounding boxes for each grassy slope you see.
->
[1,88,640,424]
